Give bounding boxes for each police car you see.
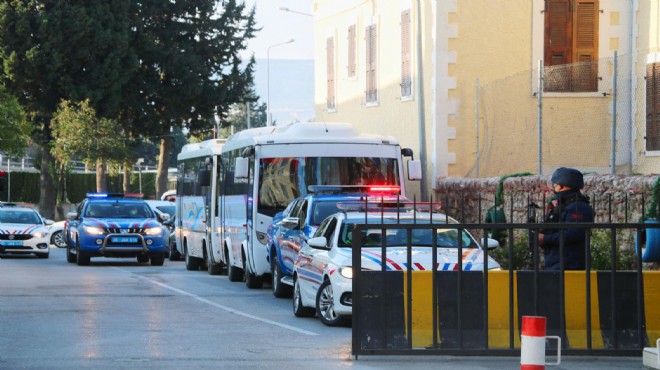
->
[292,203,501,326]
[266,185,406,298]
[0,203,53,258]
[64,193,169,266]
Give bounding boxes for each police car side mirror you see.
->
[486,238,500,250]
[44,219,54,226]
[159,214,170,222]
[308,236,329,250]
[282,217,300,230]
[66,211,78,220]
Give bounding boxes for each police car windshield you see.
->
[85,202,153,218]
[0,210,41,224]
[337,218,476,249]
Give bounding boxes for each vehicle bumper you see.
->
[330,273,353,316]
[0,240,50,255]
[78,233,168,257]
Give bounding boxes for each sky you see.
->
[242,0,315,61]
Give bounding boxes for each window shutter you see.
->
[348,24,356,78]
[544,0,572,67]
[365,24,378,103]
[647,63,660,151]
[326,37,335,110]
[573,0,598,92]
[401,9,412,97]
[544,0,572,92]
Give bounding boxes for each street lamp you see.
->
[279,6,313,17]
[267,38,295,126]
[136,158,144,194]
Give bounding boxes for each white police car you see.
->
[292,203,501,326]
[0,203,53,258]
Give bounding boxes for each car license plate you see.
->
[0,240,24,246]
[111,236,138,243]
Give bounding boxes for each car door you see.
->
[297,216,337,303]
[281,199,307,274]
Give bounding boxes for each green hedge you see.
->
[0,171,159,204]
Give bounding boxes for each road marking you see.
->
[114,268,319,336]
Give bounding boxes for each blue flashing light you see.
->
[86,193,109,198]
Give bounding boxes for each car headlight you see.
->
[144,227,163,236]
[33,231,48,238]
[82,225,104,235]
[339,266,353,279]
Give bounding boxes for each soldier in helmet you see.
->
[538,167,594,270]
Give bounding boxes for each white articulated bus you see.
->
[176,122,421,285]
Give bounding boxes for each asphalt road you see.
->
[0,248,645,370]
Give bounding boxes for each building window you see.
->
[401,9,412,98]
[347,24,356,78]
[543,0,599,92]
[326,36,336,111]
[647,62,660,151]
[365,24,378,104]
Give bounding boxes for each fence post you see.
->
[611,50,618,175]
[537,60,543,176]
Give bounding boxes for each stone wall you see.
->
[434,174,660,224]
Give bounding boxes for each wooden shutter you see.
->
[401,9,412,97]
[544,0,572,67]
[365,24,378,103]
[348,24,356,78]
[647,63,660,151]
[573,0,598,92]
[326,37,335,110]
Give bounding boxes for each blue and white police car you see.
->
[266,185,406,298]
[292,202,501,326]
[65,193,169,266]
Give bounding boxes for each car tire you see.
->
[316,279,348,327]
[51,231,67,248]
[137,255,150,263]
[151,254,165,266]
[184,245,202,271]
[243,255,263,289]
[168,241,181,261]
[66,246,76,263]
[293,277,315,317]
[271,254,292,298]
[76,244,90,266]
[36,252,49,259]
[206,247,223,275]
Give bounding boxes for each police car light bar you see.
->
[307,185,401,195]
[336,201,442,213]
[86,193,144,199]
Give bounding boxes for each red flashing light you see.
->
[0,171,6,177]
[368,186,400,194]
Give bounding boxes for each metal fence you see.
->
[351,217,660,357]
[470,49,656,177]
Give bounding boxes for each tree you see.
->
[0,1,136,218]
[126,1,258,198]
[51,100,126,193]
[0,83,30,155]
[221,100,267,138]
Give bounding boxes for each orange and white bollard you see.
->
[520,316,561,369]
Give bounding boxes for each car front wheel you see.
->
[271,254,292,298]
[316,279,348,326]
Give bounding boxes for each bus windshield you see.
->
[257,157,399,216]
